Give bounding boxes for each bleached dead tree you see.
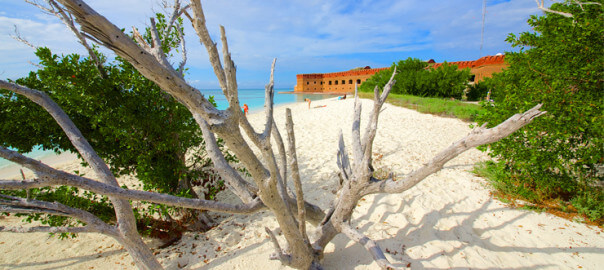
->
[0,0,546,269]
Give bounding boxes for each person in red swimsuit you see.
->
[242,103,249,116]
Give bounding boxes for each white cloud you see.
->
[0,16,85,78]
[0,0,544,87]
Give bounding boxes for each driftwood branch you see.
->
[261,59,277,140]
[351,89,364,166]
[0,194,119,237]
[535,0,574,17]
[219,25,239,106]
[188,0,227,94]
[286,108,309,243]
[162,0,190,38]
[0,147,264,214]
[25,0,107,77]
[132,26,151,51]
[0,225,97,234]
[196,117,258,203]
[148,17,173,70]
[265,227,292,264]
[11,25,38,49]
[361,104,546,196]
[533,0,601,17]
[176,24,187,76]
[58,0,222,124]
[361,68,396,168]
[336,130,352,183]
[272,119,288,189]
[340,224,399,270]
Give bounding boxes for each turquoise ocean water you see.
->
[206,88,336,112]
[0,89,338,169]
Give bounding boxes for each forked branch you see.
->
[26,0,106,77]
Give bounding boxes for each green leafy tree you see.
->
[360,57,470,99]
[476,1,603,221]
[425,62,471,99]
[391,58,429,95]
[1,14,232,234]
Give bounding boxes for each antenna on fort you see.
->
[480,0,486,57]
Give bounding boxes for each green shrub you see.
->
[476,1,603,221]
[359,58,470,99]
[359,65,396,93]
[0,13,233,234]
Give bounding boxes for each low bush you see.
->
[359,58,471,99]
[475,1,603,222]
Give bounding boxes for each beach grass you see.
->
[358,92,485,122]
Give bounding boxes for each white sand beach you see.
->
[1,98,602,269]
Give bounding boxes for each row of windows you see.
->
[306,79,363,85]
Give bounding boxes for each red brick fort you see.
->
[293,66,389,93]
[293,55,506,93]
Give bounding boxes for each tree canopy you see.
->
[0,14,227,196]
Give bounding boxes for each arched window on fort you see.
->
[349,79,353,84]
[329,81,332,85]
[321,82,323,85]
[314,81,316,84]
[306,81,309,85]
[335,81,338,85]
[341,80,345,85]
[356,79,361,84]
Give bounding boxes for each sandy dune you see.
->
[1,97,602,269]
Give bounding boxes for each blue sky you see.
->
[0,0,547,89]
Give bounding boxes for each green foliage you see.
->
[358,64,396,94]
[0,14,233,233]
[0,47,208,194]
[359,58,471,99]
[476,1,603,221]
[466,79,491,101]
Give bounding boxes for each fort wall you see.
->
[294,55,506,93]
[294,67,388,93]
[431,55,507,82]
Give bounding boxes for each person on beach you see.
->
[338,94,347,100]
[242,103,249,116]
[305,98,311,109]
